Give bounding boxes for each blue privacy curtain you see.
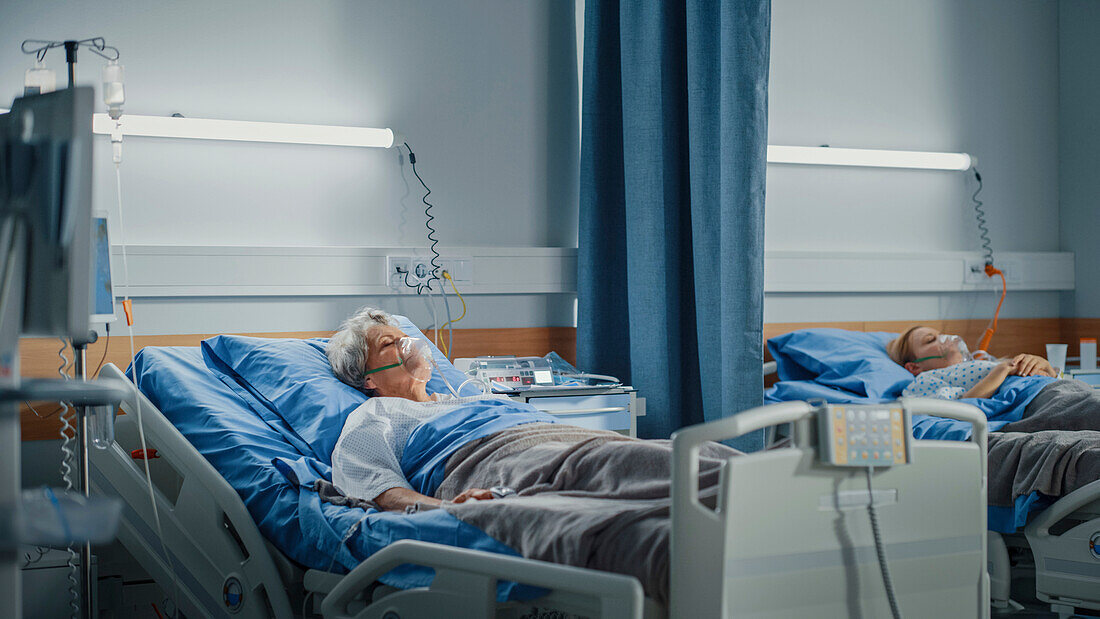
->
[577,0,770,449]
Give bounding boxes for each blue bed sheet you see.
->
[128,346,541,600]
[199,315,473,466]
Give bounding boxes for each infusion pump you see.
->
[453,356,556,389]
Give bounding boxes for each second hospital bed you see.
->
[89,317,991,618]
[763,327,1100,618]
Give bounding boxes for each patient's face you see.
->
[363,325,431,401]
[904,327,964,375]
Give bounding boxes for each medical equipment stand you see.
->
[74,339,95,619]
[0,228,126,619]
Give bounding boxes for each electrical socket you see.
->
[387,255,472,289]
[963,258,1021,285]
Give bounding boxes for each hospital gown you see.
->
[331,393,513,502]
[902,360,999,400]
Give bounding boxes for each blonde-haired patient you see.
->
[886,326,1100,526]
[888,325,1056,400]
[888,325,1100,434]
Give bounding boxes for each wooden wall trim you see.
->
[764,318,1091,360]
[764,318,1100,387]
[19,327,577,441]
[23,318,1099,441]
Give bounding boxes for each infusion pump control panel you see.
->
[817,404,912,468]
[461,356,555,389]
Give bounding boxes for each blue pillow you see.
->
[766,328,913,399]
[201,315,469,464]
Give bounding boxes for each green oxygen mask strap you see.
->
[364,360,403,375]
[911,355,944,364]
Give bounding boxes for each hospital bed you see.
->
[88,330,990,618]
[764,328,1100,618]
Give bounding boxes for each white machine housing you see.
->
[671,398,989,618]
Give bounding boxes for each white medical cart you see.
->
[503,386,644,438]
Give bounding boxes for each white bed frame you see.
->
[92,363,992,618]
[764,363,1100,618]
[672,398,990,618]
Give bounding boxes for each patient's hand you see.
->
[1011,354,1057,377]
[452,488,496,503]
[374,487,442,512]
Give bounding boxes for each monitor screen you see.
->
[91,213,115,323]
[0,88,94,344]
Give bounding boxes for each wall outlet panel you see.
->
[963,258,1022,285]
[387,255,473,289]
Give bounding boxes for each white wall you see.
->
[765,0,1062,323]
[1,0,1075,332]
[0,0,579,333]
[1059,0,1100,319]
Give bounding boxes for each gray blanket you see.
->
[987,379,1100,507]
[436,423,740,605]
[314,381,1100,605]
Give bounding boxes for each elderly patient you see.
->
[324,307,739,603]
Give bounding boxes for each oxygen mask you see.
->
[366,334,491,398]
[365,336,434,383]
[913,334,973,364]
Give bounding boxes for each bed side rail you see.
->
[320,539,644,619]
[671,398,989,619]
[1023,478,1100,611]
[762,360,776,376]
[1024,478,1100,538]
[90,363,294,618]
[672,398,989,515]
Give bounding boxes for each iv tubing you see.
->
[977,264,1006,353]
[115,160,181,616]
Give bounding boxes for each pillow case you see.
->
[201,314,469,464]
[766,328,913,399]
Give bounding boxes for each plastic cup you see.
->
[1081,338,1097,371]
[1046,343,1068,377]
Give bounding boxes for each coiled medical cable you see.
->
[970,168,992,267]
[968,167,1007,354]
[56,338,80,619]
[115,159,181,617]
[404,141,443,295]
[866,467,902,619]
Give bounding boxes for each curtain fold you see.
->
[578,0,770,449]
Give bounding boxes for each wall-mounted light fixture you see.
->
[0,108,398,149]
[90,114,398,149]
[767,145,974,171]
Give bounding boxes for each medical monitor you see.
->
[91,211,116,324]
[0,88,94,344]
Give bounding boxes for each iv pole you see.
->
[60,40,103,619]
[6,38,123,619]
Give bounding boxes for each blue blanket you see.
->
[128,346,543,600]
[765,375,1053,439]
[402,400,560,496]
